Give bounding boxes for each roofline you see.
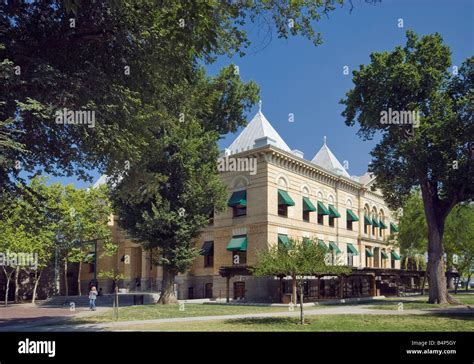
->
[223,144,374,192]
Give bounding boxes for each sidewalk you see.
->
[5,304,472,332]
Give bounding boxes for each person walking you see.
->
[89,286,98,311]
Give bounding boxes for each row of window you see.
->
[227,189,399,234]
[199,233,401,269]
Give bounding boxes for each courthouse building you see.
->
[83,104,403,302]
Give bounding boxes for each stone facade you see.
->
[80,110,401,302]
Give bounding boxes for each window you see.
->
[302,197,316,222]
[318,214,324,225]
[278,189,294,217]
[204,283,213,298]
[204,254,214,268]
[232,251,247,265]
[372,225,376,235]
[303,210,310,222]
[347,253,353,266]
[329,216,335,227]
[200,241,214,268]
[228,190,247,217]
[346,209,358,231]
[391,258,396,269]
[364,223,368,234]
[347,220,353,231]
[278,204,288,217]
[233,206,247,217]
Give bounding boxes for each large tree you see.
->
[0,0,363,193]
[110,65,259,303]
[341,31,473,303]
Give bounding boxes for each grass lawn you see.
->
[368,294,474,310]
[115,313,474,332]
[72,303,323,324]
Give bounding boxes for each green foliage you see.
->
[341,31,473,209]
[444,204,474,275]
[0,177,57,271]
[0,0,361,192]
[252,238,351,277]
[393,190,427,256]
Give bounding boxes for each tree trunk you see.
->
[14,265,20,303]
[291,275,297,305]
[466,274,472,292]
[427,224,447,304]
[420,182,448,304]
[32,270,42,304]
[158,265,178,304]
[299,282,305,325]
[77,261,82,296]
[3,267,13,307]
[64,260,68,296]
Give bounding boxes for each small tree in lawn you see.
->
[251,238,350,325]
[98,269,124,320]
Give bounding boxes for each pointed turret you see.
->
[227,100,291,154]
[311,137,351,178]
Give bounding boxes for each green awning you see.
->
[228,190,247,207]
[318,239,327,250]
[278,234,291,249]
[346,209,359,221]
[328,204,341,218]
[390,222,399,233]
[278,189,295,206]
[317,201,330,215]
[200,241,214,256]
[347,243,359,256]
[329,241,341,254]
[364,215,372,225]
[303,237,312,245]
[372,217,380,227]
[391,251,401,260]
[365,248,374,257]
[379,220,388,229]
[227,236,247,251]
[381,251,388,259]
[302,197,316,212]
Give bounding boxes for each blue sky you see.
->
[47,0,473,188]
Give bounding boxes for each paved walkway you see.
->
[4,304,472,332]
[0,304,107,331]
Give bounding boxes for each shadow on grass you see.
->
[223,317,298,326]
[423,311,474,321]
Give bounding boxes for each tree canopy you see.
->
[341,31,473,303]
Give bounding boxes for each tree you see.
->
[251,238,350,325]
[0,0,361,193]
[0,177,56,305]
[97,269,124,320]
[341,31,473,303]
[109,69,254,303]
